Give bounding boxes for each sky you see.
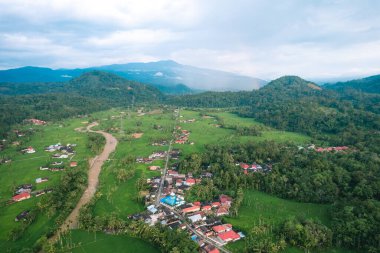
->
[0,0,380,80]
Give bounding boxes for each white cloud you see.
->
[87,29,182,47]
[0,0,201,28]
[0,0,380,81]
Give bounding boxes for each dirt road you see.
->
[59,122,117,232]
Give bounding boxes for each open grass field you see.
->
[90,108,311,218]
[174,110,310,154]
[59,229,159,253]
[224,190,331,232]
[0,106,317,252]
[224,191,357,253]
[0,117,95,251]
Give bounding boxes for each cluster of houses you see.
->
[175,128,193,145]
[40,160,78,171]
[135,162,243,250]
[137,149,181,164]
[315,146,349,152]
[25,118,46,125]
[45,143,76,159]
[298,144,350,153]
[238,162,272,174]
[11,183,52,204]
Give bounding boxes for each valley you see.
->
[0,72,379,253]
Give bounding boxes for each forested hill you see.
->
[0,71,165,136]
[324,74,380,94]
[169,76,380,152]
[0,70,164,104]
[66,71,163,106]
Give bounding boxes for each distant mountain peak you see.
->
[262,75,322,92]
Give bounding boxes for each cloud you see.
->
[87,29,182,47]
[0,0,380,81]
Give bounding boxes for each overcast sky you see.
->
[0,0,379,80]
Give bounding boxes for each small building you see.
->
[182,205,201,214]
[12,192,31,202]
[70,161,78,167]
[216,206,229,216]
[203,245,220,253]
[188,213,205,223]
[184,178,196,186]
[149,166,160,171]
[15,210,30,222]
[35,177,48,184]
[218,230,240,242]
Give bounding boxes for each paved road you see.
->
[170,208,232,253]
[155,109,179,206]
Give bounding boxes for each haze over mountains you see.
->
[0,60,267,93]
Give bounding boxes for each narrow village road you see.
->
[58,122,118,233]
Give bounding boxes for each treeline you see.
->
[178,141,380,252]
[169,76,380,153]
[0,71,166,137]
[0,93,110,136]
[87,132,106,154]
[78,201,198,253]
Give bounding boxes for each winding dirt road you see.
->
[59,122,117,232]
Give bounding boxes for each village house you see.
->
[148,165,160,171]
[202,245,220,253]
[70,161,78,167]
[12,192,31,202]
[35,177,48,184]
[22,146,36,154]
[217,230,241,243]
[15,210,30,222]
[182,205,201,214]
[15,184,33,195]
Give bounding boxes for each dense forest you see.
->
[169,76,380,153]
[324,74,380,94]
[0,71,165,136]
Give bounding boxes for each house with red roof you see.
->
[167,170,178,176]
[217,230,240,242]
[212,224,232,233]
[70,161,78,167]
[175,179,183,186]
[220,194,232,206]
[203,245,220,253]
[182,205,200,214]
[212,202,221,208]
[202,205,212,211]
[12,192,31,202]
[216,206,229,216]
[240,163,250,169]
[185,178,196,186]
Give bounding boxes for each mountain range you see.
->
[0,60,267,93]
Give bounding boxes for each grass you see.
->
[0,117,95,251]
[58,229,159,253]
[90,108,311,218]
[224,190,331,232]
[0,107,313,251]
[224,190,332,253]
